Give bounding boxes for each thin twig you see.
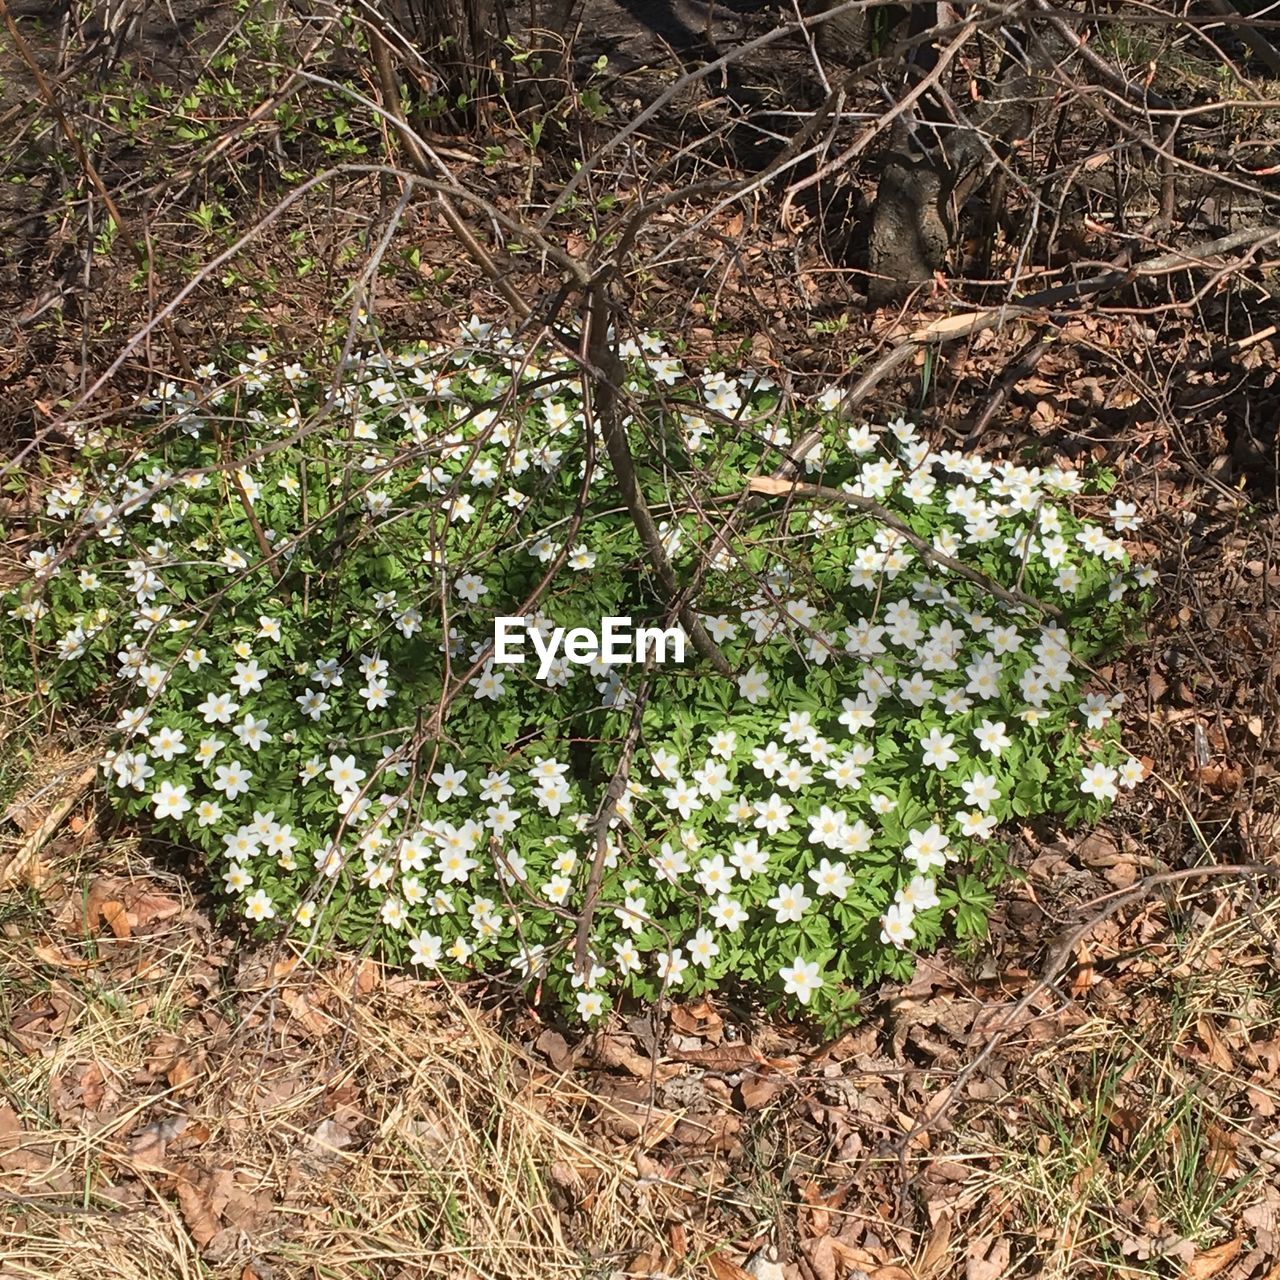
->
[583,276,734,676]
[572,676,653,977]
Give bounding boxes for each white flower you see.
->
[480,770,515,802]
[379,897,408,930]
[151,781,191,820]
[896,876,939,912]
[1110,500,1141,532]
[663,781,703,820]
[709,895,747,931]
[1080,762,1119,801]
[296,688,330,720]
[576,990,606,1020]
[737,666,770,705]
[752,741,787,778]
[326,753,367,794]
[778,956,823,1005]
[233,714,272,752]
[808,858,852,899]
[957,810,998,839]
[613,938,642,974]
[903,824,950,872]
[244,889,275,921]
[196,691,240,724]
[313,658,343,687]
[753,793,793,835]
[359,679,393,711]
[880,903,916,949]
[687,928,720,967]
[194,799,223,827]
[230,659,267,695]
[454,574,488,603]
[1118,757,1146,789]
[409,931,442,966]
[1078,693,1114,729]
[781,711,814,744]
[656,948,689,986]
[766,882,811,923]
[920,729,960,771]
[212,760,253,800]
[694,854,734,896]
[974,719,1011,756]
[730,838,768,878]
[430,764,468,802]
[960,772,1001,813]
[148,726,186,762]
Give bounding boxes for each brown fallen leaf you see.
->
[125,889,183,930]
[801,1235,837,1280]
[31,941,94,970]
[670,999,724,1037]
[706,1251,754,1280]
[916,1211,954,1278]
[1188,1237,1241,1280]
[100,899,132,939]
[79,1062,106,1112]
[965,1236,1011,1280]
[1197,1015,1236,1073]
[176,1174,222,1248]
[167,1056,200,1092]
[738,1068,785,1110]
[535,1028,576,1072]
[667,1042,762,1070]
[592,1034,677,1081]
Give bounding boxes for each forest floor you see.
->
[2,2,1280,1278]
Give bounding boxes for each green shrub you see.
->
[2,326,1151,1029]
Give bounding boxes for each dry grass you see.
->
[943,878,1280,1279]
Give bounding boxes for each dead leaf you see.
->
[916,1211,954,1277]
[965,1236,1011,1280]
[707,1252,754,1280]
[0,1103,50,1174]
[592,1034,676,1080]
[1197,1015,1236,1072]
[1188,1237,1241,1280]
[535,1028,576,1072]
[167,1057,199,1092]
[176,1175,221,1248]
[100,899,131,939]
[667,1042,762,1070]
[31,941,93,970]
[1203,1123,1240,1177]
[309,1117,351,1158]
[801,1235,837,1280]
[670,999,724,1037]
[126,889,182,930]
[79,1062,106,1112]
[127,1119,182,1173]
[355,957,380,994]
[739,1069,785,1110]
[279,987,329,1039]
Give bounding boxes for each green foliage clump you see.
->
[2,326,1151,1028]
